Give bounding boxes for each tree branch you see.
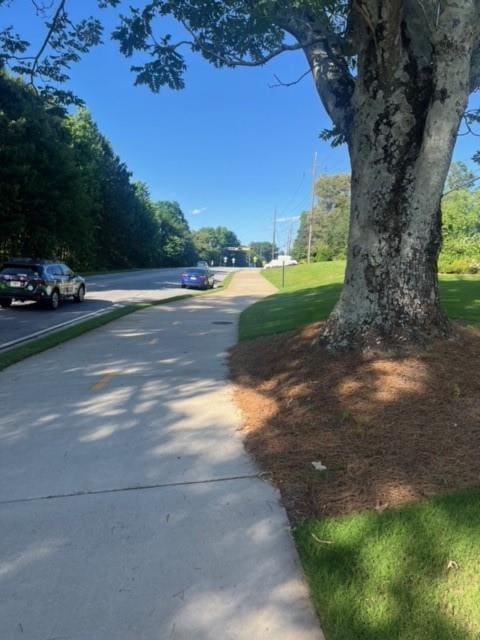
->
[269,69,312,88]
[442,175,480,199]
[178,19,322,68]
[303,39,354,140]
[462,113,480,137]
[275,13,355,141]
[29,0,66,86]
[470,36,480,92]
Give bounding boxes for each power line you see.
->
[278,172,307,217]
[307,151,318,264]
[272,209,277,260]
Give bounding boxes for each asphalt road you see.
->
[0,267,231,349]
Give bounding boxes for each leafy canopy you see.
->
[0,1,349,101]
[1,1,479,146]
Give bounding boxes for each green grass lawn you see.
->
[296,491,480,640]
[239,261,480,340]
[239,261,480,639]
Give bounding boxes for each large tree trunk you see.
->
[317,1,479,350]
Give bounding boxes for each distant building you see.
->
[222,246,249,267]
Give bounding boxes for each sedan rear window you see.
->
[184,268,207,275]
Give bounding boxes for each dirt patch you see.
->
[230,323,480,521]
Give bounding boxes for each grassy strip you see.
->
[295,489,480,640]
[0,305,140,371]
[80,267,144,277]
[209,271,235,293]
[262,260,346,291]
[0,294,192,372]
[0,273,236,371]
[240,261,480,340]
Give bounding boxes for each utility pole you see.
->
[307,151,318,263]
[272,209,277,261]
[286,224,293,256]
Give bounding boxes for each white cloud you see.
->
[191,207,207,216]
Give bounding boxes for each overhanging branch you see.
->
[442,174,480,198]
[178,19,323,68]
[471,37,480,92]
[29,0,66,87]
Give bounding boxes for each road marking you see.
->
[0,272,230,352]
[0,304,124,352]
[91,372,119,393]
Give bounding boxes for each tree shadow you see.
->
[240,283,343,339]
[231,279,480,638]
[296,490,480,639]
[439,277,480,322]
[0,289,322,639]
[231,316,480,519]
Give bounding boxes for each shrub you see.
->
[439,234,480,273]
[439,256,480,274]
[314,243,335,262]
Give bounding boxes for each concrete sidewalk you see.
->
[0,271,324,640]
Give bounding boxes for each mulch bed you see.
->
[229,323,480,521]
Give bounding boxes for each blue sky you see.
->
[4,1,480,249]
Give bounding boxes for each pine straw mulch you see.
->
[230,323,480,522]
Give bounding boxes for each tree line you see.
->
[293,164,480,274]
[0,72,246,272]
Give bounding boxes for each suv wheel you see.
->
[0,299,12,308]
[74,285,85,303]
[49,290,60,310]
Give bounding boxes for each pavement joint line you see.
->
[0,472,266,507]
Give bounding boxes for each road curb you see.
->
[0,304,125,353]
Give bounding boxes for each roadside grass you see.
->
[240,262,344,340]
[0,271,237,372]
[208,271,235,293]
[239,261,480,339]
[438,273,480,322]
[0,305,139,371]
[80,267,144,277]
[295,490,480,640]
[263,260,346,291]
[0,296,186,372]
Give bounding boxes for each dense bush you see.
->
[439,235,480,273]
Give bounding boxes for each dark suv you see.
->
[0,259,86,310]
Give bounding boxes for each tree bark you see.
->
[318,1,479,350]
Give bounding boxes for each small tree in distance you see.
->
[192,226,241,265]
